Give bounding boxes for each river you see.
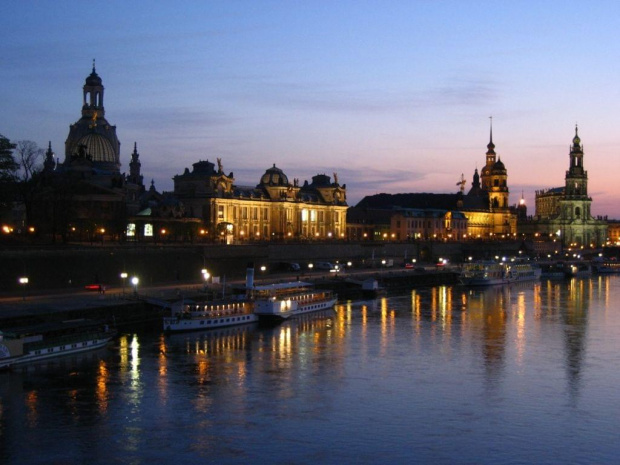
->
[2,276,620,464]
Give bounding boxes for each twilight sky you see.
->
[3,1,620,217]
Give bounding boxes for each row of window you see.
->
[396,219,466,229]
[179,315,255,326]
[32,340,95,356]
[217,205,341,223]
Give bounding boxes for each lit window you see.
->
[126,223,136,237]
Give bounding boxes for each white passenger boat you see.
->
[0,319,116,370]
[505,263,542,283]
[253,281,337,322]
[163,299,257,332]
[592,259,620,274]
[459,261,508,286]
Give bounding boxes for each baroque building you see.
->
[171,159,348,243]
[460,123,516,238]
[32,64,145,241]
[347,124,517,241]
[526,127,607,247]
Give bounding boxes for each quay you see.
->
[1,240,608,329]
[0,267,459,329]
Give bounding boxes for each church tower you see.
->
[480,121,496,191]
[530,126,607,247]
[560,126,592,221]
[128,142,144,187]
[64,61,121,171]
[479,119,509,211]
[43,141,56,173]
[564,126,588,199]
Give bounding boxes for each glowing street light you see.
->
[120,272,128,294]
[201,268,210,290]
[131,276,139,294]
[19,277,28,301]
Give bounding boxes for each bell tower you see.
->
[82,59,105,119]
[64,61,120,169]
[480,117,496,191]
[128,142,144,187]
[565,125,588,198]
[559,125,592,223]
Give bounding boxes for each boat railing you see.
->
[25,329,113,351]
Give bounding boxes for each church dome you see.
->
[77,133,117,163]
[493,158,506,172]
[85,69,102,87]
[259,164,289,186]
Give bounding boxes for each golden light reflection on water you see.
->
[514,289,527,367]
[118,333,142,437]
[379,297,394,354]
[25,390,38,427]
[96,361,109,413]
[107,278,612,421]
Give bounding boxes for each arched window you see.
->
[575,207,581,218]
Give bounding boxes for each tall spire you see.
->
[43,141,56,172]
[128,141,143,187]
[487,116,495,154]
[572,123,581,149]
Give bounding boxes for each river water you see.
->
[2,276,620,464]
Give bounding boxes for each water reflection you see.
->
[1,277,620,464]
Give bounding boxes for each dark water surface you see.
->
[2,276,620,464]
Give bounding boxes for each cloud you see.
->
[428,79,499,107]
[228,77,500,115]
[118,107,234,132]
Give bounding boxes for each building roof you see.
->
[356,193,462,210]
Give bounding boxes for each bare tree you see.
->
[14,140,44,230]
[0,134,18,216]
[15,140,44,182]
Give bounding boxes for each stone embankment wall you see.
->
[1,241,525,292]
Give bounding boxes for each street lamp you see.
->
[19,277,28,301]
[120,272,128,294]
[201,268,210,290]
[131,276,139,294]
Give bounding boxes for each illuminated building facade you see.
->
[347,125,517,240]
[460,125,516,238]
[391,209,468,241]
[172,161,348,243]
[529,127,607,247]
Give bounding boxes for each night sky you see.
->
[3,1,620,216]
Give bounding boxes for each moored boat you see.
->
[459,261,508,286]
[592,259,620,274]
[0,319,116,369]
[505,263,542,283]
[163,299,257,332]
[253,281,337,322]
